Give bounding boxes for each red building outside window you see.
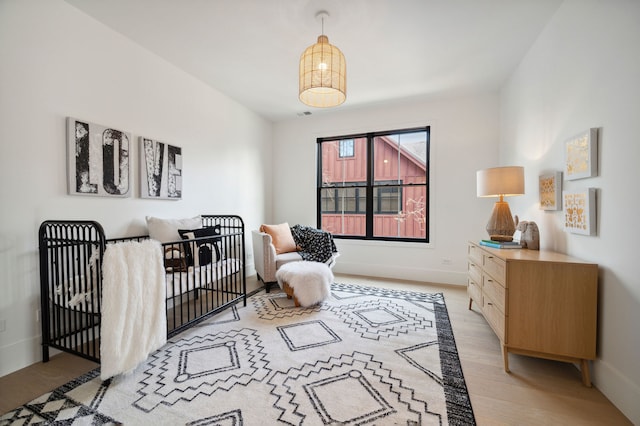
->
[318,127,429,241]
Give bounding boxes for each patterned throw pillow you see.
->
[178,225,222,267]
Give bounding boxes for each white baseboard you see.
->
[332,261,467,286]
[593,359,639,424]
[0,335,42,378]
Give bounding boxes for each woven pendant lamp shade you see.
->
[299,34,346,108]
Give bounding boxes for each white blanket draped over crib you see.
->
[100,239,167,380]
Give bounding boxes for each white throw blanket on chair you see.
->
[101,239,166,380]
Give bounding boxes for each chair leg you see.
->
[256,273,276,293]
[256,274,270,293]
[264,281,278,293]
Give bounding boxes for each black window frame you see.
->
[317,126,430,243]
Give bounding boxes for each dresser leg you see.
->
[580,359,592,387]
[468,298,473,310]
[503,345,510,373]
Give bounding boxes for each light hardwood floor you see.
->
[0,274,631,425]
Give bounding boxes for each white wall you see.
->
[0,0,272,376]
[500,1,640,423]
[5,0,634,420]
[273,94,500,285]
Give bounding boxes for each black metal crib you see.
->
[38,214,246,363]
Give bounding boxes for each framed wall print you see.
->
[563,188,596,235]
[539,171,562,210]
[139,137,182,200]
[565,128,598,180]
[67,117,131,197]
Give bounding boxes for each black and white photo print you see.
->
[67,117,131,197]
[140,137,182,200]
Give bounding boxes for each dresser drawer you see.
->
[483,274,506,314]
[483,297,505,341]
[468,243,483,265]
[467,277,482,305]
[483,253,506,284]
[468,261,482,285]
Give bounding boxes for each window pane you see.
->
[341,187,357,213]
[320,186,365,214]
[373,185,427,238]
[321,191,367,237]
[374,184,402,214]
[357,188,366,214]
[321,138,367,185]
[320,188,336,213]
[373,131,427,185]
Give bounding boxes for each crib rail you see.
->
[39,221,106,362]
[164,215,247,337]
[39,215,246,364]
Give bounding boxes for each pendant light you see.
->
[299,11,346,108]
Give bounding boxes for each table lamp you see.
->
[476,166,525,242]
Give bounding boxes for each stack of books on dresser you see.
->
[478,239,522,249]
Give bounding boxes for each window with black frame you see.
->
[317,127,429,242]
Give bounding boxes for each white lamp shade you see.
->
[477,166,525,198]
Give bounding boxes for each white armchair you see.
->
[251,229,339,292]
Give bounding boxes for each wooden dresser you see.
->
[467,241,598,386]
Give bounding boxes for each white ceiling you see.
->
[64,0,562,122]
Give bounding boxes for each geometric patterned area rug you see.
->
[1,283,475,425]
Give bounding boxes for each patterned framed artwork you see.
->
[539,171,562,210]
[139,137,183,200]
[67,117,131,197]
[563,188,596,235]
[565,128,598,180]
